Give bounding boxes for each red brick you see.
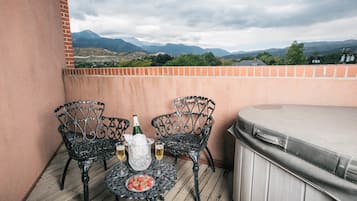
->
[214,67,219,76]
[271,67,278,77]
[287,67,294,77]
[193,67,200,76]
[347,66,357,77]
[262,67,269,76]
[325,66,335,77]
[314,67,324,77]
[254,67,262,76]
[205,67,210,76]
[188,67,194,76]
[233,67,239,76]
[166,67,172,76]
[304,67,313,77]
[276,66,285,77]
[206,67,213,76]
[295,67,304,77]
[247,68,254,76]
[336,67,346,77]
[239,67,247,76]
[171,67,177,76]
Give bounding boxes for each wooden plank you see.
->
[27,144,232,201]
[164,159,194,200]
[183,163,215,201]
[174,163,209,201]
[198,168,224,200]
[216,170,232,201]
[206,169,226,200]
[268,164,305,201]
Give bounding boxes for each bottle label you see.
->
[132,115,143,135]
[133,116,140,126]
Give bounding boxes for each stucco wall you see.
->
[63,70,357,168]
[0,0,66,200]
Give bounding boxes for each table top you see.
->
[105,158,177,200]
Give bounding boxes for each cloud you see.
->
[69,0,357,51]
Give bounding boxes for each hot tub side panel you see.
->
[233,139,335,201]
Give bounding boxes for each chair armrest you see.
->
[199,116,214,148]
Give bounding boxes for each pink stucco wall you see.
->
[63,72,357,168]
[0,0,66,200]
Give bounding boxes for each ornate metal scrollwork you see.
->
[151,96,216,201]
[54,100,130,201]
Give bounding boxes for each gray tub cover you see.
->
[229,104,357,201]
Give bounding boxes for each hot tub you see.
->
[228,105,357,201]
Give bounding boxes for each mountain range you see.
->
[72,30,357,58]
[72,30,230,56]
[224,40,357,59]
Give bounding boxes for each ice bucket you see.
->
[124,134,154,171]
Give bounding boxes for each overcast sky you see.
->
[69,0,357,52]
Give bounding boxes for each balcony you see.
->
[1,0,357,201]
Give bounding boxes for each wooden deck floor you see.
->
[27,145,232,201]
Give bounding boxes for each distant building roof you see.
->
[237,58,266,66]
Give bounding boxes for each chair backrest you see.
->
[54,100,105,143]
[173,96,215,135]
[100,116,129,142]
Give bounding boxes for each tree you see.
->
[285,41,306,65]
[165,53,222,66]
[165,54,205,66]
[118,58,152,67]
[256,52,284,65]
[151,54,173,66]
[202,52,222,66]
[220,58,235,66]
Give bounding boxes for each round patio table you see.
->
[105,159,177,201]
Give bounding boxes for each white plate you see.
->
[125,174,155,192]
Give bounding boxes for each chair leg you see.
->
[175,155,178,164]
[205,146,215,172]
[60,157,72,190]
[189,151,201,201]
[78,160,93,201]
[103,160,107,170]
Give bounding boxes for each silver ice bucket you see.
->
[124,134,154,171]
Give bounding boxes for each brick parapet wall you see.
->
[60,0,74,68]
[63,65,357,79]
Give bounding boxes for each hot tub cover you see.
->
[229,104,357,201]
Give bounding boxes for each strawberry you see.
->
[129,178,134,183]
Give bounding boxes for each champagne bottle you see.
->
[132,114,143,135]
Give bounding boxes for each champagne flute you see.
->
[155,141,164,175]
[116,141,127,177]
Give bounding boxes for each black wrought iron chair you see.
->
[151,96,215,201]
[54,100,130,201]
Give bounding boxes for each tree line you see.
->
[75,41,356,68]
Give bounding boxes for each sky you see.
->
[69,0,357,52]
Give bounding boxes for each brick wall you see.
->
[60,0,74,68]
[63,65,357,79]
